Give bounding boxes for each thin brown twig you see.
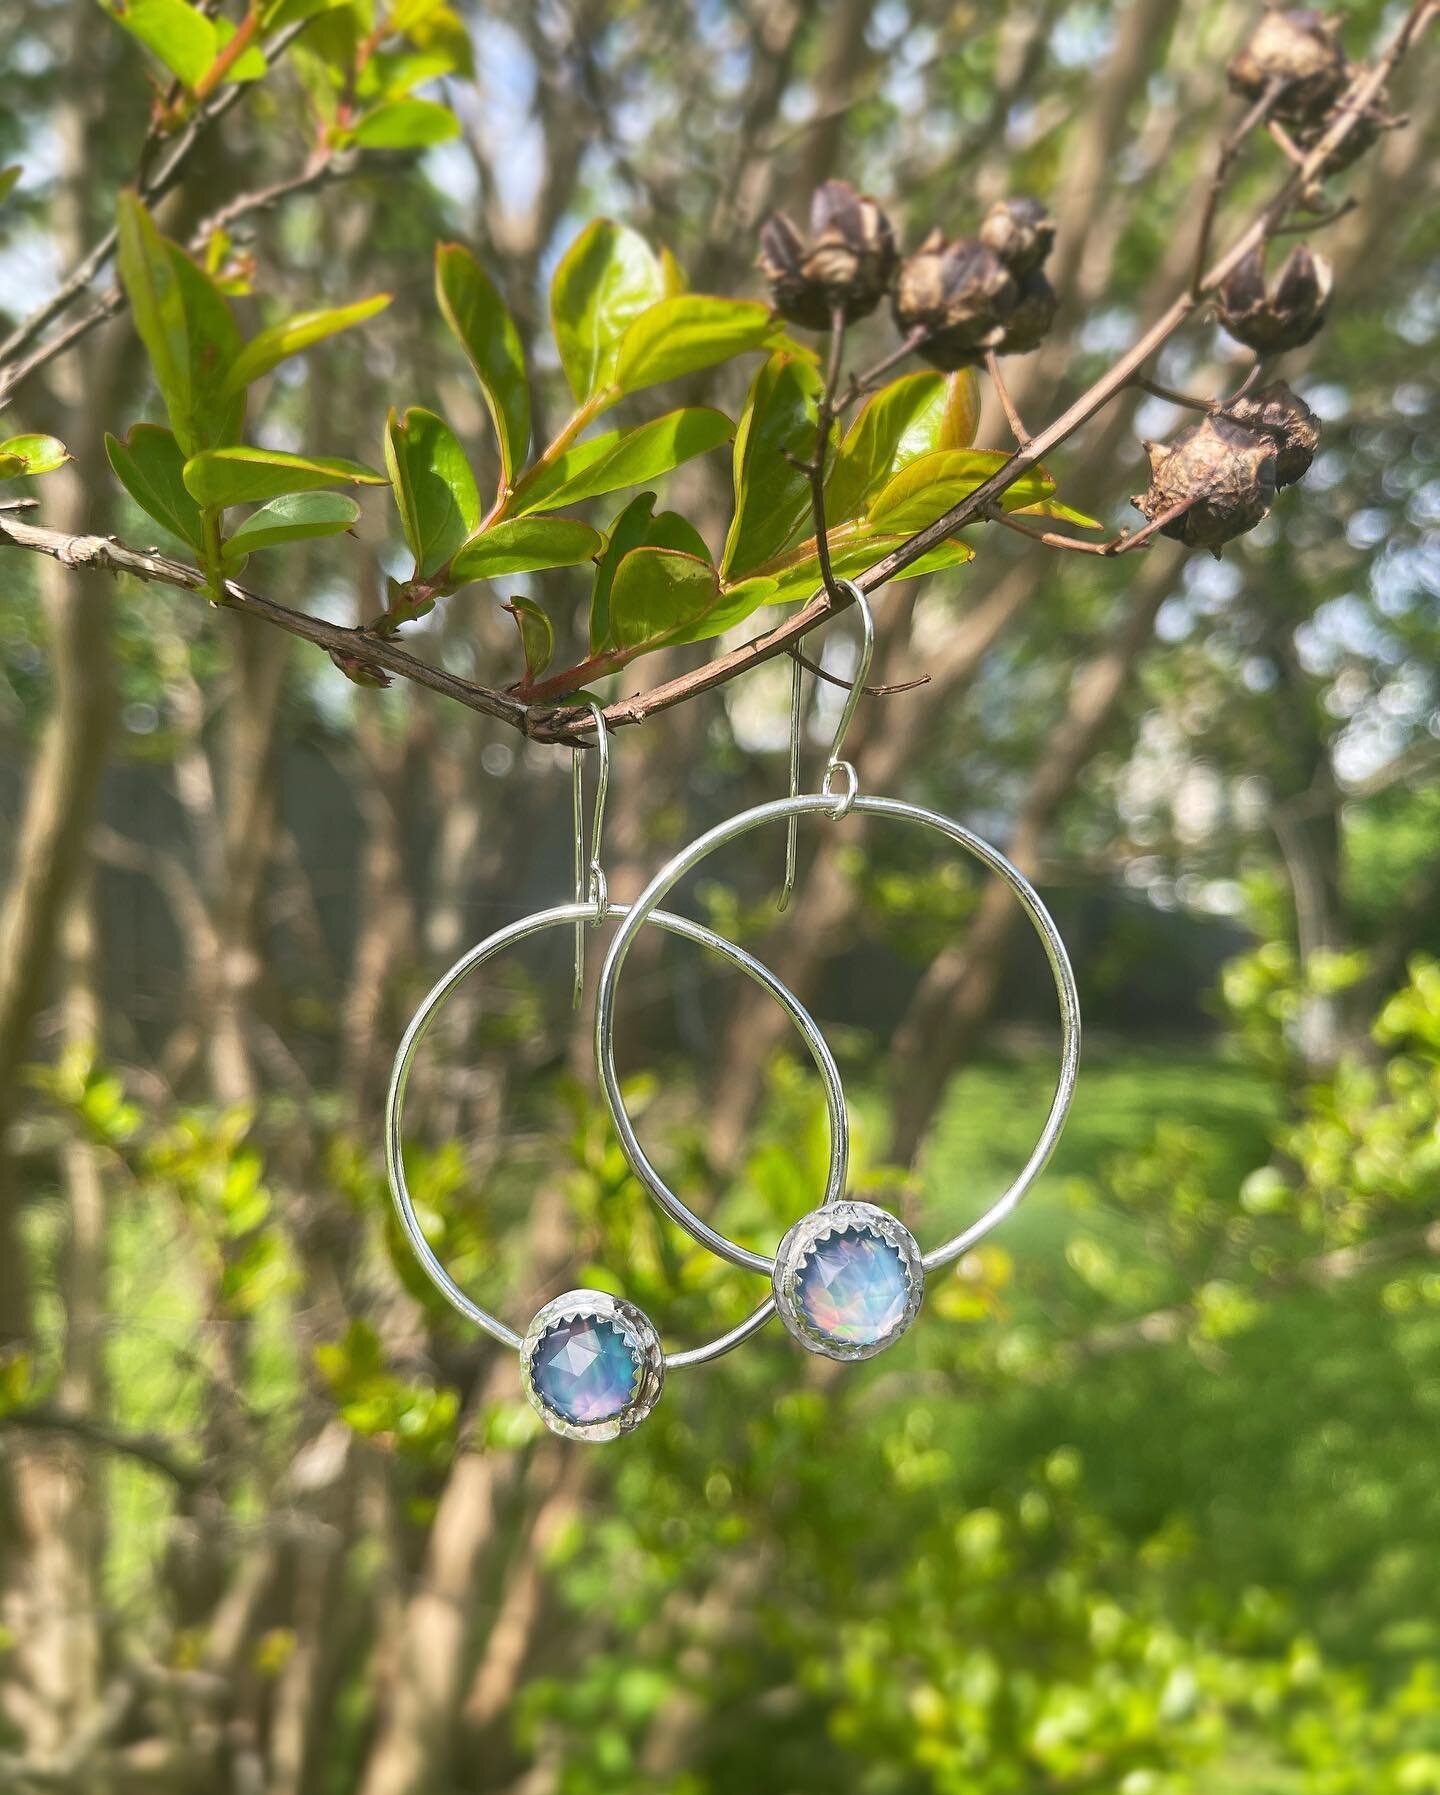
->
[790,646,930,697]
[985,349,1030,445]
[1191,76,1286,297]
[985,507,1116,555]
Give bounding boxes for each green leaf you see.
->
[224,294,391,395]
[435,243,529,489]
[826,370,981,524]
[261,0,350,26]
[589,494,709,652]
[105,0,217,88]
[449,517,600,583]
[608,547,723,653]
[184,445,384,507]
[352,97,458,148]
[721,353,826,579]
[506,597,554,683]
[0,434,70,478]
[384,407,480,578]
[165,244,245,451]
[105,425,202,548]
[722,533,974,618]
[510,408,733,516]
[612,296,779,395]
[1013,497,1105,530]
[867,449,1055,534]
[221,491,360,564]
[549,220,664,403]
[0,167,20,208]
[117,192,193,452]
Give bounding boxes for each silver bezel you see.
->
[772,1202,924,1362]
[520,1290,665,1443]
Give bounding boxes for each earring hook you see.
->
[570,700,609,1006]
[777,579,874,909]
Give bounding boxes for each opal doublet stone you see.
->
[531,1314,640,1425]
[795,1225,910,1345]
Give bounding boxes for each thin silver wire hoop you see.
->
[385,899,851,1370]
[595,793,1081,1275]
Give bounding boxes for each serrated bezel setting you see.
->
[520,1289,665,1442]
[772,1201,924,1361]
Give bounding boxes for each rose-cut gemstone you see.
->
[531,1314,640,1425]
[796,1225,910,1346]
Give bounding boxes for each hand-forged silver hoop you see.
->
[385,899,850,1371]
[595,793,1082,1276]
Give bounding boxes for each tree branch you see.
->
[2,1402,204,1490]
[2,0,1431,747]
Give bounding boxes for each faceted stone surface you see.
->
[531,1315,640,1424]
[796,1226,910,1345]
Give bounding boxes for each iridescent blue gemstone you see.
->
[531,1314,640,1425]
[796,1226,909,1345]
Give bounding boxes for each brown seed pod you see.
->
[1223,381,1320,488]
[1226,10,1350,124]
[1134,414,1278,557]
[1215,243,1332,353]
[979,197,1055,276]
[892,230,1018,370]
[994,269,1057,356]
[1289,93,1396,175]
[758,179,897,330]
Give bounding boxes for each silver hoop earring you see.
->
[384,706,850,1441]
[595,584,1082,1364]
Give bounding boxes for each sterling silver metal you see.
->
[384,898,850,1371]
[772,1200,925,1360]
[595,791,1080,1275]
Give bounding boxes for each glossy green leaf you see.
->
[224,294,391,395]
[261,0,349,26]
[589,494,710,652]
[165,244,245,451]
[449,517,601,583]
[104,425,202,548]
[184,445,384,507]
[608,547,722,653]
[106,0,217,88]
[352,97,458,148]
[721,353,826,579]
[1013,497,1106,530]
[435,243,529,489]
[384,407,480,578]
[116,192,193,451]
[221,492,360,564]
[510,409,733,516]
[826,370,981,524]
[0,434,70,478]
[612,296,779,395]
[0,167,20,208]
[722,533,974,618]
[549,220,664,402]
[867,449,1054,533]
[506,597,554,683]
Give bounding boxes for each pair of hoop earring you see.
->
[386,584,1081,1443]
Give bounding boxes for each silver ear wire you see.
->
[778,579,875,907]
[570,700,610,1007]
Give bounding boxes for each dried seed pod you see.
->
[994,269,1057,355]
[1227,10,1350,124]
[1223,380,1320,488]
[1134,414,1277,557]
[979,197,1055,276]
[1288,93,1395,175]
[758,179,897,329]
[1215,243,1332,352]
[892,230,1017,370]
